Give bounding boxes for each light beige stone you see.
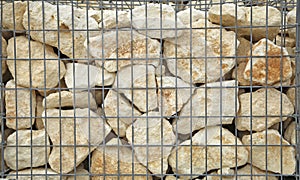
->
[237,37,251,64]
[232,62,249,86]
[91,138,151,180]
[64,63,115,90]
[286,87,295,106]
[42,108,111,174]
[174,80,239,135]
[8,168,65,180]
[157,76,194,116]
[43,91,97,110]
[126,112,176,175]
[169,126,248,178]
[66,168,90,180]
[2,2,27,31]
[242,129,296,174]
[236,88,294,131]
[243,38,292,85]
[284,121,296,145]
[6,36,66,88]
[4,129,50,170]
[5,80,36,130]
[35,95,44,130]
[155,64,166,77]
[2,36,7,75]
[274,35,296,47]
[287,8,296,39]
[177,8,207,26]
[113,65,157,112]
[85,30,161,72]
[100,10,131,29]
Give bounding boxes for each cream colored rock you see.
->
[155,64,166,77]
[113,65,157,112]
[42,108,111,174]
[2,2,27,31]
[232,62,249,86]
[85,30,161,72]
[177,8,207,26]
[284,121,296,145]
[242,129,296,174]
[237,37,251,64]
[274,35,296,47]
[35,95,44,130]
[126,112,176,175]
[43,91,97,110]
[6,36,66,88]
[4,129,50,170]
[287,87,295,106]
[243,39,292,85]
[236,88,294,131]
[66,168,90,180]
[64,63,115,90]
[287,8,296,39]
[169,126,248,178]
[174,80,239,135]
[8,168,65,180]
[91,138,151,180]
[100,10,131,29]
[2,37,7,75]
[5,80,36,130]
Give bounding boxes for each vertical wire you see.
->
[0,0,4,178]
[219,1,223,179]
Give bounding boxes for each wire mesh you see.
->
[0,0,299,179]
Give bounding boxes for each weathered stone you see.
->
[236,88,294,131]
[177,8,207,26]
[43,91,97,110]
[85,30,161,72]
[287,8,296,39]
[237,37,251,64]
[286,87,295,106]
[130,3,185,39]
[100,10,131,29]
[90,88,108,106]
[2,2,27,31]
[242,129,296,174]
[232,62,249,86]
[126,112,176,175]
[35,95,44,130]
[284,121,296,145]
[2,36,7,75]
[8,168,65,180]
[113,65,157,112]
[64,63,115,90]
[274,35,296,47]
[4,129,50,170]
[5,80,36,130]
[106,118,127,137]
[6,36,66,88]
[243,39,292,85]
[174,80,239,135]
[42,108,111,174]
[155,64,166,77]
[66,168,90,180]
[169,126,248,178]
[157,76,193,116]
[91,138,151,180]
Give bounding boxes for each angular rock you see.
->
[286,87,295,106]
[232,62,249,86]
[43,91,97,110]
[169,126,248,178]
[130,3,185,39]
[8,168,65,180]
[177,8,207,26]
[157,76,194,116]
[4,129,50,170]
[100,10,131,29]
[2,1,27,31]
[242,129,296,174]
[85,30,161,72]
[287,8,296,39]
[237,37,251,64]
[274,35,296,48]
[126,112,176,175]
[155,64,166,77]
[2,36,7,75]
[91,138,151,180]
[236,88,294,131]
[42,108,111,174]
[6,36,66,88]
[90,88,108,106]
[35,95,44,130]
[64,63,115,90]
[66,168,90,180]
[174,80,239,135]
[284,121,296,145]
[113,65,157,112]
[5,80,36,130]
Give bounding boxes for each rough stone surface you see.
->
[8,168,65,180]
[177,8,207,26]
[174,80,239,135]
[2,1,27,31]
[113,65,157,112]
[6,36,66,88]
[64,63,115,90]
[130,3,185,39]
[274,35,296,47]
[236,88,294,131]
[2,36,7,75]
[42,108,111,174]
[157,76,194,116]
[287,8,296,39]
[284,121,296,145]
[242,129,296,174]
[286,87,295,106]
[91,138,151,180]
[243,38,292,85]
[4,129,50,170]
[86,30,161,72]
[35,95,44,130]
[5,80,36,130]
[237,37,251,64]
[43,91,97,110]
[100,10,131,29]
[126,112,176,175]
[66,168,90,180]
[169,126,248,178]
[90,88,108,106]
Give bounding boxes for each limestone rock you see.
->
[287,8,296,39]
[157,76,194,116]
[2,36,7,75]
[243,38,292,85]
[90,88,108,106]
[236,88,294,131]
[85,30,161,72]
[100,10,131,29]
[8,168,65,180]
[35,95,44,130]
[130,3,185,39]
[6,36,66,88]
[274,35,296,47]
[286,87,295,106]
[42,108,111,173]
[113,65,157,112]
[5,80,36,130]
[169,126,248,178]
[66,168,90,180]
[4,129,50,170]
[155,64,166,77]
[2,2,27,31]
[64,63,115,90]
[91,138,151,180]
[232,62,249,86]
[237,37,251,64]
[43,91,97,110]
[242,129,296,174]
[177,8,207,26]
[126,112,176,175]
[284,121,296,145]
[174,80,239,135]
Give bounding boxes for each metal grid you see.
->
[0,0,299,179]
